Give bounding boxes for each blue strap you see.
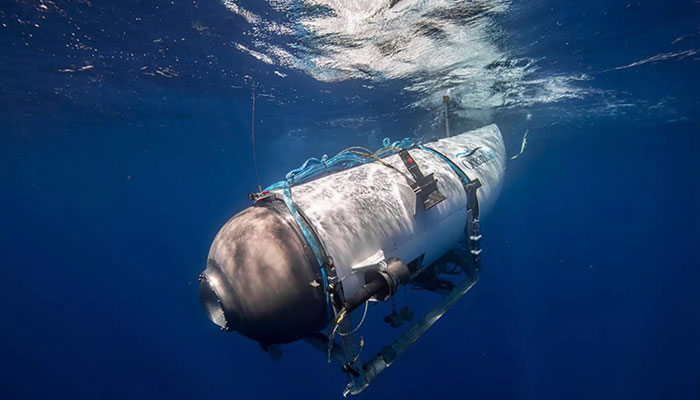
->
[419,145,483,268]
[268,137,414,190]
[265,181,331,314]
[418,145,471,184]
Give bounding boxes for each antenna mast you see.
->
[443,89,451,138]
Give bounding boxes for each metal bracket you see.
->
[398,149,446,210]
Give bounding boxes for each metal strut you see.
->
[354,272,478,395]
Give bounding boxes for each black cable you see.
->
[251,84,262,192]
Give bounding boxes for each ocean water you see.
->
[1,0,699,399]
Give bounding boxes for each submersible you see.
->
[199,124,506,394]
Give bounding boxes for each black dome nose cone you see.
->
[199,203,329,344]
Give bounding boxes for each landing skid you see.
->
[305,246,480,396]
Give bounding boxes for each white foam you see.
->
[225,0,589,113]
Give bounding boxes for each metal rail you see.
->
[345,273,478,395]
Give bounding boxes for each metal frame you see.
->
[305,247,480,396]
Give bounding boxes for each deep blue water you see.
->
[1,1,699,399]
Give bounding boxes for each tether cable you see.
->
[251,84,262,192]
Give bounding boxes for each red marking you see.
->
[262,191,269,194]
[407,158,413,163]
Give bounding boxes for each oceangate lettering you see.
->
[459,149,495,170]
